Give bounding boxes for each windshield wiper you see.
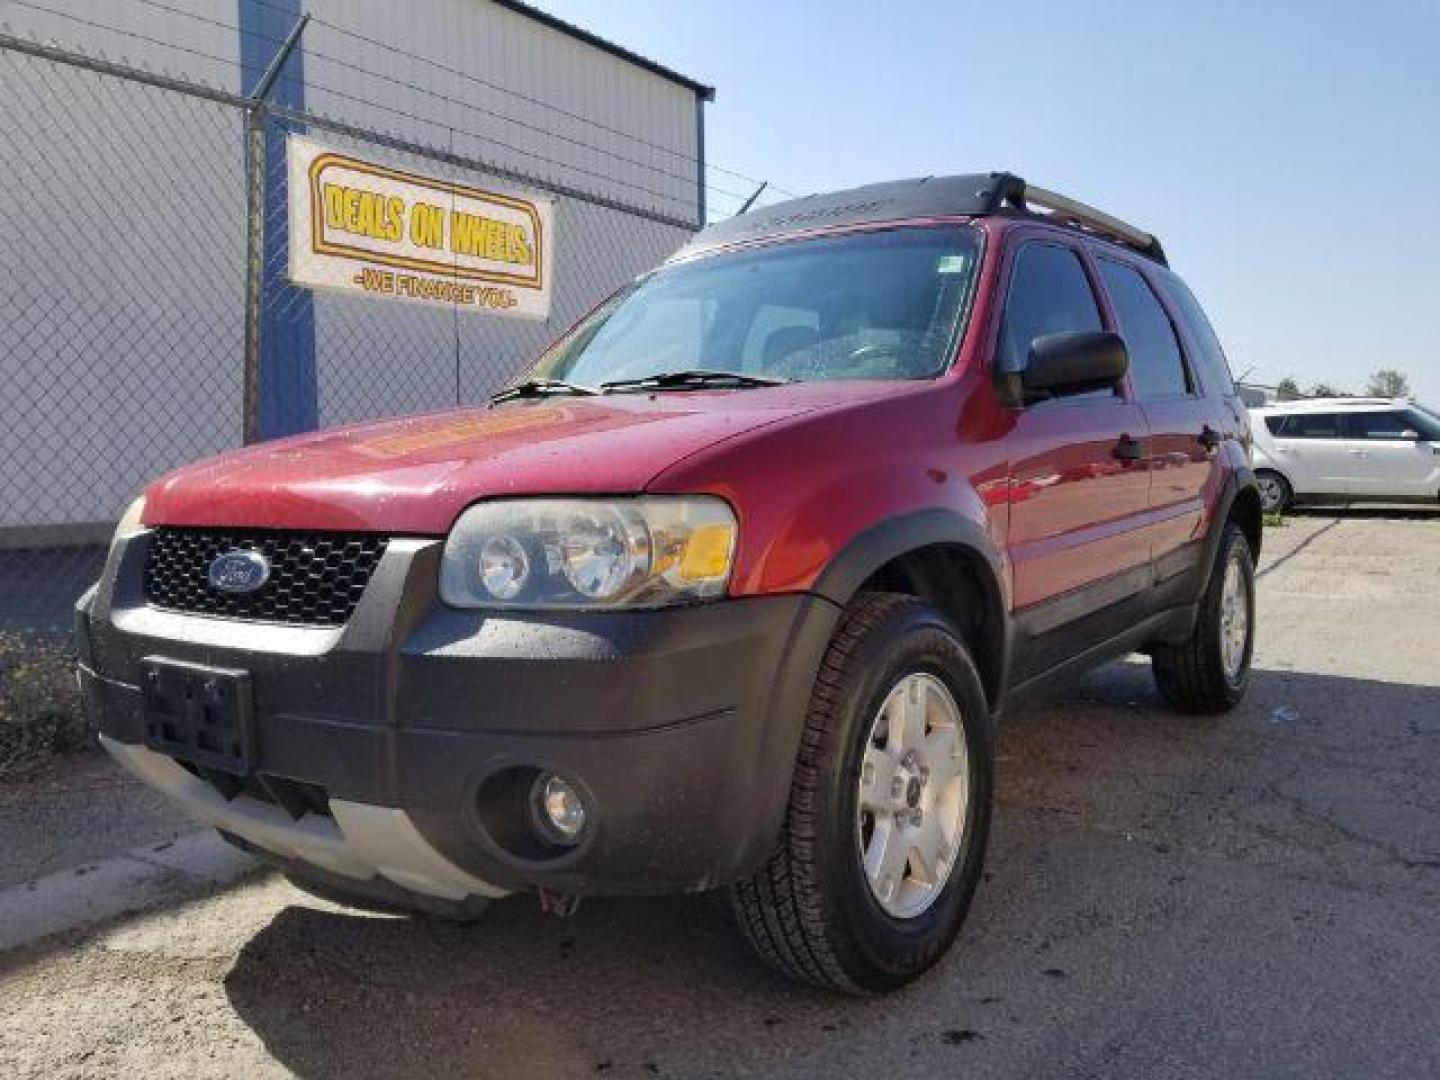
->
[600,369,793,393]
[489,378,600,404]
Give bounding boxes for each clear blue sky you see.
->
[542,0,1440,402]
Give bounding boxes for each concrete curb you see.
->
[0,830,260,953]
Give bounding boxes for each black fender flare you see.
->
[1196,466,1260,598]
[809,508,1012,703]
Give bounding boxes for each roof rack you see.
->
[674,172,1168,264]
[1267,397,1398,409]
[989,174,1166,265]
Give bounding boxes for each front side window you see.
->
[1346,411,1414,440]
[531,226,981,386]
[998,244,1104,373]
[1097,258,1189,398]
[1347,409,1440,440]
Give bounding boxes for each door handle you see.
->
[1198,425,1222,452]
[1113,434,1144,462]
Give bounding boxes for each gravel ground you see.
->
[1,512,1437,1079]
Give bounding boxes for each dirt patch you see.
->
[0,631,89,780]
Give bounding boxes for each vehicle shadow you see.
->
[221,662,1440,1080]
[1288,505,1440,520]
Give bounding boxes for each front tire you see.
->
[1255,470,1292,514]
[730,592,994,994]
[1150,523,1256,713]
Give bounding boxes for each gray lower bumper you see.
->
[102,736,509,901]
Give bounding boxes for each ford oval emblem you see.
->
[207,550,271,594]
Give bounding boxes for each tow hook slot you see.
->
[538,888,582,917]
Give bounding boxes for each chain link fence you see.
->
[0,27,697,658]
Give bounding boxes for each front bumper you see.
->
[79,531,839,900]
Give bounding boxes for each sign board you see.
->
[287,135,554,319]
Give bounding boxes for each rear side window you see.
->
[1269,413,1343,438]
[999,245,1103,373]
[1097,259,1189,398]
[1159,271,1235,396]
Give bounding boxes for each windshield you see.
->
[530,226,982,386]
[1406,403,1440,440]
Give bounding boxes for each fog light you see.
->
[531,773,587,844]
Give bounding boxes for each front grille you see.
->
[143,528,388,626]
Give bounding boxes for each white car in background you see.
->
[1249,398,1440,512]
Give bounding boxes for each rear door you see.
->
[1267,412,1354,494]
[1094,257,1213,582]
[1340,409,1440,499]
[999,240,1150,628]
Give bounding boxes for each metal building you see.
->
[0,0,713,543]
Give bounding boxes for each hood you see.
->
[143,383,892,534]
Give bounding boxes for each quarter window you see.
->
[999,245,1103,374]
[1098,259,1189,398]
[1158,271,1236,396]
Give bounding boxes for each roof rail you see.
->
[989,174,1166,265]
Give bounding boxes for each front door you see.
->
[1340,409,1440,499]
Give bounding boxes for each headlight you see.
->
[440,497,737,609]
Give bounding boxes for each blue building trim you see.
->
[239,0,317,439]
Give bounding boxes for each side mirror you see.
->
[998,330,1129,407]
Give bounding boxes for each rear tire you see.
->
[730,592,994,994]
[1255,470,1292,514]
[1151,523,1255,713]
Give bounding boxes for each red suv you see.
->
[78,173,1260,993]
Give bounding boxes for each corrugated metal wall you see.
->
[300,0,701,223]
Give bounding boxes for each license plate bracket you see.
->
[140,657,255,775]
